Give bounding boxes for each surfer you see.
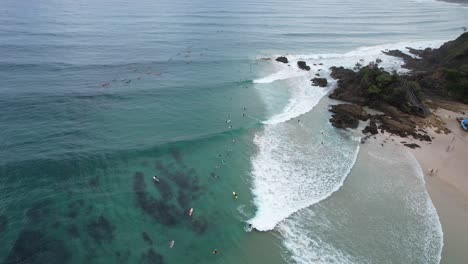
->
[170,240,175,248]
[188,208,194,216]
[233,192,238,199]
[153,176,160,183]
[212,249,219,254]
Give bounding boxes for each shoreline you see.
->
[410,105,468,264]
[320,31,468,262]
[362,101,468,263]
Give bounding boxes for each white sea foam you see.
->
[249,40,446,233]
[249,126,360,231]
[253,67,305,84]
[275,145,443,264]
[262,76,330,125]
[406,152,444,264]
[254,40,445,126]
[278,209,357,264]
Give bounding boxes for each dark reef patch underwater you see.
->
[132,150,207,234]
[87,215,115,243]
[3,230,71,264]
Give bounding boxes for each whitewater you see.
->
[248,40,445,262]
[249,40,444,230]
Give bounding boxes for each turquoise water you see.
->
[1,0,468,263]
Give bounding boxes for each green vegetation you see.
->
[445,42,468,61]
[441,67,468,104]
[353,65,426,116]
[435,33,468,103]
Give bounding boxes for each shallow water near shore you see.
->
[1,0,468,263]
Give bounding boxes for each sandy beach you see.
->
[365,101,468,263]
[411,104,468,264]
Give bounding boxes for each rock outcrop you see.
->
[362,119,378,135]
[326,33,467,143]
[385,32,468,103]
[311,78,328,87]
[329,104,368,129]
[329,65,429,117]
[276,56,289,63]
[297,61,311,71]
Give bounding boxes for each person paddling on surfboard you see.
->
[232,192,238,199]
[153,176,160,183]
[188,208,194,216]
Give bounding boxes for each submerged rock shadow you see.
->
[87,215,115,243]
[4,230,71,264]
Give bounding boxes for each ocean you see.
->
[1,0,467,263]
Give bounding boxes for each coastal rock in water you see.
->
[383,49,424,71]
[311,78,328,87]
[329,104,368,129]
[330,66,355,80]
[297,61,311,71]
[275,56,289,63]
[329,66,367,104]
[383,49,413,61]
[330,113,359,129]
[330,104,369,121]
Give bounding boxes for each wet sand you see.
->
[409,107,468,264]
[366,104,468,263]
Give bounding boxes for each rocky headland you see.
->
[328,32,468,144]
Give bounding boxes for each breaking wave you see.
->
[249,40,445,231]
